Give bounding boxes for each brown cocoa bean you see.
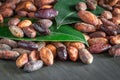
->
[67,46,78,62]
[101,11,112,19]
[16,53,28,68]
[110,34,120,45]
[37,42,46,51]
[78,10,98,26]
[15,1,37,12]
[0,50,20,60]
[0,44,11,50]
[17,10,28,17]
[100,18,115,26]
[29,51,39,61]
[27,12,35,18]
[75,2,87,11]
[46,44,57,58]
[39,47,54,66]
[12,48,31,54]
[17,20,32,28]
[40,5,53,9]
[0,38,17,48]
[109,44,120,56]
[86,0,97,10]
[8,18,20,26]
[74,22,96,33]
[9,25,24,38]
[112,8,120,16]
[0,8,13,17]
[88,43,111,54]
[79,49,93,64]
[88,37,108,46]
[23,25,36,38]
[112,17,120,25]
[89,31,106,38]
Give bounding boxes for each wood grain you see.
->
[0,54,120,80]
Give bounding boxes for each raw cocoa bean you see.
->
[79,49,93,64]
[37,19,53,28]
[27,12,35,18]
[35,8,58,19]
[12,48,31,54]
[67,46,78,62]
[88,43,111,54]
[0,50,20,60]
[74,22,96,33]
[29,51,39,61]
[17,20,32,28]
[89,31,106,38]
[66,42,85,50]
[109,44,120,56]
[100,25,119,36]
[39,47,54,66]
[88,37,108,46]
[0,38,17,48]
[100,18,116,26]
[110,34,120,45]
[75,2,87,11]
[37,42,46,51]
[8,18,20,26]
[33,22,50,35]
[22,25,36,38]
[15,1,37,12]
[86,0,97,10]
[112,8,120,16]
[16,53,28,68]
[46,44,57,58]
[112,17,120,25]
[101,11,112,19]
[17,10,28,17]
[57,47,67,61]
[0,44,11,50]
[18,41,38,50]
[9,25,24,38]
[0,8,13,17]
[78,10,98,26]
[108,0,119,6]
[23,60,43,72]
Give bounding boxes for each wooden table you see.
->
[0,54,120,80]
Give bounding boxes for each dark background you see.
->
[0,54,120,80]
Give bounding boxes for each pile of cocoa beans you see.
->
[0,0,58,37]
[1,0,120,73]
[74,0,120,56]
[0,38,93,72]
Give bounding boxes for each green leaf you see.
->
[0,24,88,46]
[55,0,104,29]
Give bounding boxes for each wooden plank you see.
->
[0,54,120,80]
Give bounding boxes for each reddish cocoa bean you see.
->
[0,50,20,60]
[89,31,106,38]
[88,43,111,54]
